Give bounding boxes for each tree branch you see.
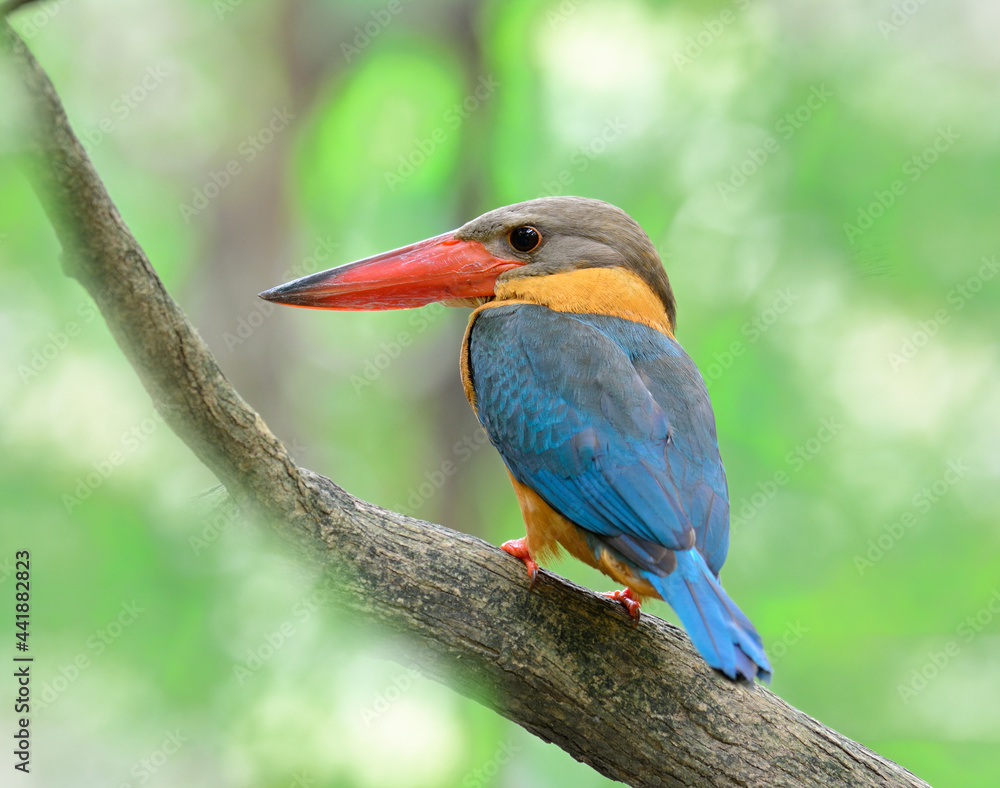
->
[3,21,931,788]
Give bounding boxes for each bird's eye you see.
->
[509,225,541,253]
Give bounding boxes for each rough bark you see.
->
[2,17,932,788]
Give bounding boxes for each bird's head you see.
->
[260,196,675,326]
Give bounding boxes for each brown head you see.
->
[260,197,676,326]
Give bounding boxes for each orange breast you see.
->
[507,474,658,600]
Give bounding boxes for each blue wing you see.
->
[468,303,730,576]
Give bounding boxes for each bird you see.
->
[260,196,771,682]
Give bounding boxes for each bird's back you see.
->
[462,296,730,578]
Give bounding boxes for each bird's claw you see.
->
[501,537,539,590]
[603,587,642,626]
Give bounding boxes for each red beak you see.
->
[259,232,521,311]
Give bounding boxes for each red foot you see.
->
[603,587,642,626]
[501,537,539,590]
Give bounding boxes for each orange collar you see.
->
[493,267,675,337]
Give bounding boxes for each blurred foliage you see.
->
[2,0,999,786]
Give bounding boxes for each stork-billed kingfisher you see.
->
[260,197,771,682]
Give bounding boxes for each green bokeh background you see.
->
[2,1,998,786]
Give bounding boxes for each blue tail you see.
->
[646,550,771,683]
